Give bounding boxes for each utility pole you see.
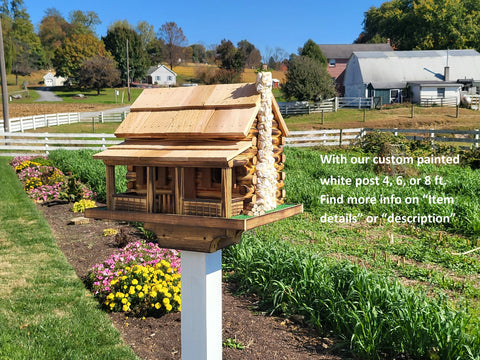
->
[126,39,131,102]
[0,18,9,133]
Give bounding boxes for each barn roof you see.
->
[114,82,288,140]
[347,49,480,86]
[318,43,393,59]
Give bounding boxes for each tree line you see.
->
[0,0,294,93]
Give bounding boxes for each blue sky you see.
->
[23,0,385,56]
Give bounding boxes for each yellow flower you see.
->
[136,284,142,291]
[122,305,129,312]
[138,292,145,298]
[165,304,173,312]
[131,279,138,285]
[107,293,115,300]
[163,298,170,305]
[149,290,157,298]
[155,302,161,309]
[121,298,128,304]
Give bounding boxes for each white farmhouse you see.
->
[145,65,177,86]
[43,72,66,87]
[344,49,480,105]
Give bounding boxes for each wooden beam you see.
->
[105,164,115,210]
[221,168,232,218]
[175,167,184,215]
[146,166,156,213]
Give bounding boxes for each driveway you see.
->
[34,87,63,102]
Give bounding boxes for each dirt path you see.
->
[34,87,63,102]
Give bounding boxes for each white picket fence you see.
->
[0,132,122,157]
[0,111,129,133]
[287,128,480,148]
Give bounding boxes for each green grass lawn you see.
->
[0,158,138,360]
[52,87,143,105]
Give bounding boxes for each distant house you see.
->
[343,49,480,105]
[43,72,66,87]
[318,43,393,95]
[145,65,177,86]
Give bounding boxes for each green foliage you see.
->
[223,337,245,350]
[223,235,480,359]
[300,39,327,67]
[48,149,127,203]
[103,23,150,83]
[360,0,480,50]
[282,55,336,101]
[283,146,480,236]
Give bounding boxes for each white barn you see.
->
[145,65,177,86]
[343,49,480,105]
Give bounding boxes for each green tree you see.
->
[77,55,120,95]
[300,39,327,67]
[359,0,480,50]
[69,10,100,35]
[102,23,149,83]
[53,33,109,79]
[216,39,244,72]
[158,21,186,69]
[5,0,46,74]
[238,39,261,68]
[190,44,206,63]
[282,55,336,102]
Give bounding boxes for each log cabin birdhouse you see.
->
[85,72,302,252]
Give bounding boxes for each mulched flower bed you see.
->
[37,202,344,359]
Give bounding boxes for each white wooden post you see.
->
[181,250,222,360]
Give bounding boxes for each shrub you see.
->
[49,149,127,203]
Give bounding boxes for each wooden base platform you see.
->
[85,204,303,252]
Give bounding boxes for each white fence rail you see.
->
[419,97,457,107]
[287,128,480,148]
[0,111,129,133]
[0,132,122,157]
[1,127,478,156]
[286,128,364,147]
[0,113,81,133]
[278,97,374,116]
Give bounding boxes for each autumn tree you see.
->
[53,33,110,79]
[77,55,120,95]
[38,8,72,66]
[102,23,149,83]
[158,21,186,69]
[282,55,335,102]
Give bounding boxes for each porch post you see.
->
[105,164,115,210]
